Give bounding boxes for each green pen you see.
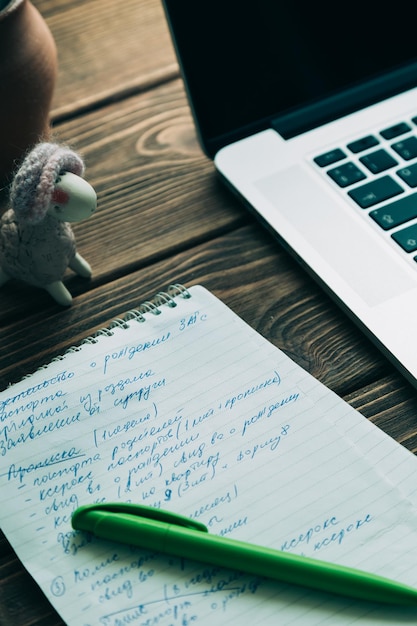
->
[72,503,417,606]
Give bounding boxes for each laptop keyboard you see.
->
[314,117,417,260]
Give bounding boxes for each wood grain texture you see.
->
[0,542,63,625]
[33,0,179,118]
[58,80,248,269]
[346,376,417,453]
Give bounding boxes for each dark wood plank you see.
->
[0,549,63,626]
[32,0,179,118]
[346,376,417,454]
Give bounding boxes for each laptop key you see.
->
[369,193,417,229]
[347,135,379,153]
[380,122,411,139]
[392,136,417,160]
[391,223,417,251]
[327,162,366,187]
[348,175,403,208]
[397,163,417,187]
[359,149,397,174]
[314,148,346,167]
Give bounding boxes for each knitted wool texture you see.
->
[10,142,85,224]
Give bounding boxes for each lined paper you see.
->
[1,285,417,625]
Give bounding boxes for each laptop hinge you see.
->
[272,63,417,140]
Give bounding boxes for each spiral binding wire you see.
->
[19,284,191,380]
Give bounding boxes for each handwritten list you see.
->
[1,285,417,625]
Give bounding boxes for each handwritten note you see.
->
[1,285,417,625]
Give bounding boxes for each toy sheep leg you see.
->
[69,252,92,278]
[45,281,74,307]
[45,252,92,306]
[0,262,73,305]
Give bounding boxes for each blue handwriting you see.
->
[103,334,171,375]
[224,371,281,410]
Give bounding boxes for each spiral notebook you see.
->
[2,284,417,625]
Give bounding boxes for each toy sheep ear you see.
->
[10,142,85,224]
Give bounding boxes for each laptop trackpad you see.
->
[256,166,416,307]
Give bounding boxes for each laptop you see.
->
[162,0,417,388]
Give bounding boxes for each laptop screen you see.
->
[163,0,417,156]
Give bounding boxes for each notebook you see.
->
[2,284,417,624]
[162,0,417,388]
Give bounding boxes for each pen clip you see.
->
[75,503,208,533]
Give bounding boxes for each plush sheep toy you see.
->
[0,142,97,306]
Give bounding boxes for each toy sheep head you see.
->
[47,170,96,223]
[10,142,96,225]
[0,142,97,306]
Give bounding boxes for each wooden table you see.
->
[1,1,417,623]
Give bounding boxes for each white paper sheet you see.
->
[1,285,417,625]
